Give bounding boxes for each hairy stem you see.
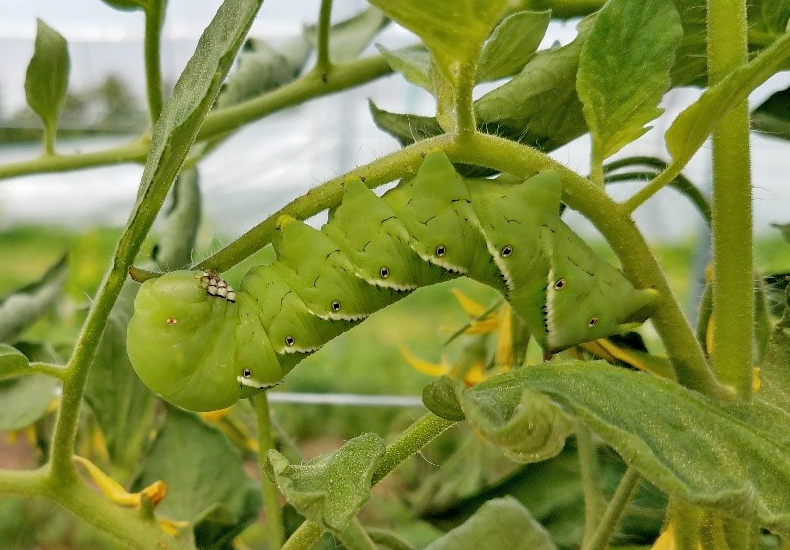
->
[707,0,753,398]
[577,424,604,547]
[0,137,149,182]
[335,519,380,550]
[584,467,641,550]
[29,361,68,380]
[144,1,166,123]
[253,392,285,550]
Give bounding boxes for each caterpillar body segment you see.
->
[127,151,657,411]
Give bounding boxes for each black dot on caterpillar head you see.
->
[501,245,513,258]
[588,317,598,327]
[331,300,341,312]
[380,266,390,279]
[243,368,252,378]
[285,335,295,346]
[166,318,178,325]
[435,244,446,257]
[554,279,566,290]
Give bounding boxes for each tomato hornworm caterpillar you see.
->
[127,152,657,411]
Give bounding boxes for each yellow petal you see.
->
[462,316,500,334]
[158,518,190,537]
[649,524,675,550]
[494,304,514,367]
[399,345,450,377]
[580,340,617,363]
[752,367,761,393]
[450,288,486,317]
[75,456,140,507]
[140,480,168,506]
[199,405,235,421]
[595,338,648,371]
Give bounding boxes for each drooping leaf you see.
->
[0,344,29,380]
[666,30,790,164]
[135,407,261,533]
[376,45,432,91]
[366,0,508,83]
[758,285,790,413]
[424,497,557,550]
[304,6,388,63]
[99,0,147,11]
[151,167,202,270]
[474,17,593,151]
[0,255,67,344]
[578,0,682,161]
[266,433,385,532]
[477,10,551,82]
[463,361,790,535]
[24,19,70,142]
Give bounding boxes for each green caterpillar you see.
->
[127,152,657,411]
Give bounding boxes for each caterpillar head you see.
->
[543,247,658,352]
[127,270,283,411]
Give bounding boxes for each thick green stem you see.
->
[335,519,380,550]
[197,133,454,271]
[197,54,391,140]
[29,361,68,380]
[577,424,604,547]
[707,0,753,398]
[315,0,333,74]
[453,132,729,399]
[144,1,166,123]
[253,392,285,550]
[280,414,455,550]
[584,467,641,550]
[0,138,149,182]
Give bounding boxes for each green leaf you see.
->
[0,255,67,344]
[0,341,61,431]
[422,376,465,421]
[752,86,790,141]
[758,0,790,34]
[425,497,556,550]
[474,17,592,151]
[152,167,202,270]
[132,0,263,231]
[0,344,29,380]
[218,36,311,108]
[135,407,261,531]
[758,285,790,413]
[456,377,573,463]
[99,0,147,10]
[376,45,432,91]
[266,433,385,532]
[0,375,58,431]
[304,7,388,63]
[477,10,551,82]
[577,0,682,161]
[24,19,70,148]
[666,30,790,163]
[369,100,443,146]
[465,361,790,534]
[366,0,508,83]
